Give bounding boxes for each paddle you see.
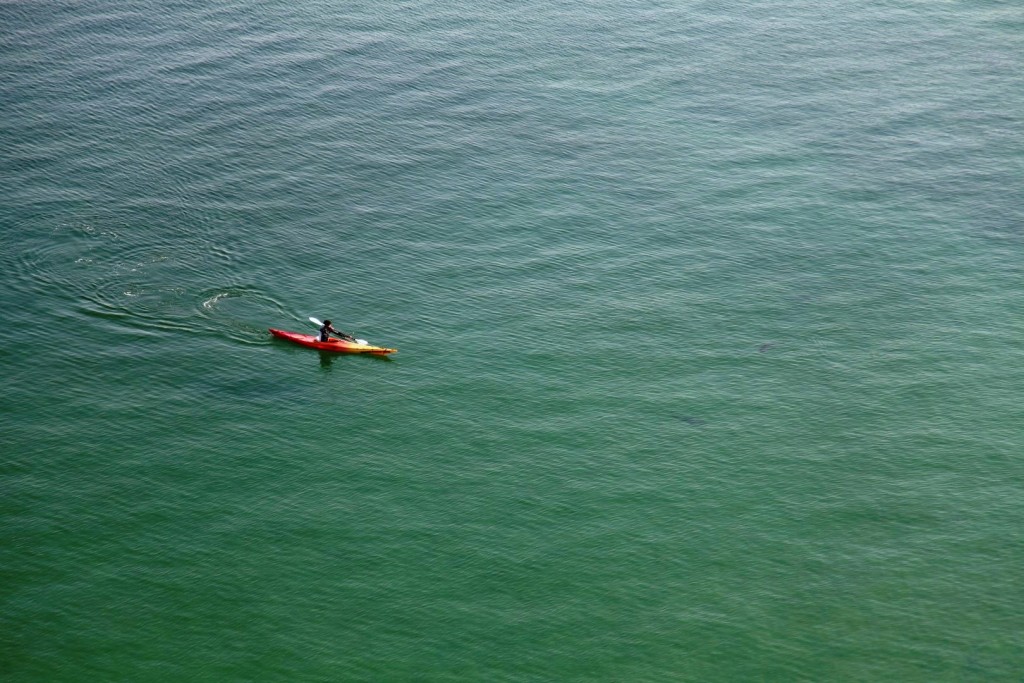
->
[308,317,368,345]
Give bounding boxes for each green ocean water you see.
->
[2,0,1023,680]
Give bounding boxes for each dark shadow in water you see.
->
[318,351,393,370]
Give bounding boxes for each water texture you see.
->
[2,1,1023,680]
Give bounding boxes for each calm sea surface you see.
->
[2,1,1023,680]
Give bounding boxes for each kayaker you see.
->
[319,319,355,343]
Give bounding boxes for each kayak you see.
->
[269,328,397,355]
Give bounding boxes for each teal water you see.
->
[3,1,1023,680]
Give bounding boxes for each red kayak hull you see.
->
[269,329,397,355]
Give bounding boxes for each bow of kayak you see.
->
[269,328,397,355]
